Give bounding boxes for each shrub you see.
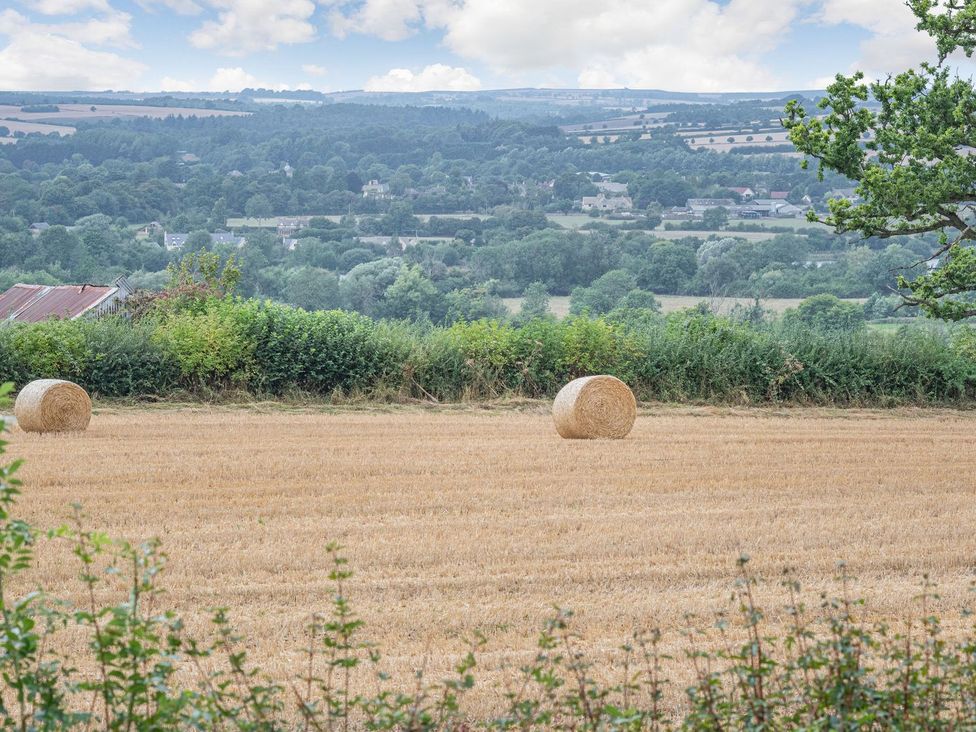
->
[78,318,180,397]
[5,319,89,384]
[246,301,392,395]
[151,297,254,385]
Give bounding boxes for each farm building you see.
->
[687,198,735,215]
[0,276,133,322]
[729,187,755,200]
[581,194,633,212]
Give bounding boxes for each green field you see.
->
[546,214,831,237]
[655,229,776,241]
[503,294,868,318]
[546,213,629,228]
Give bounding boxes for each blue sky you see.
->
[0,0,950,93]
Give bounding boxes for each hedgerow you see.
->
[3,296,976,405]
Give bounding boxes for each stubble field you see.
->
[8,406,976,713]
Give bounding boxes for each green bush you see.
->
[246,301,394,395]
[150,298,255,385]
[77,319,180,397]
[3,319,89,384]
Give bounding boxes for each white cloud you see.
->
[0,30,144,90]
[328,0,421,41]
[208,65,263,90]
[330,0,801,91]
[302,63,327,76]
[54,11,137,46]
[161,66,297,92]
[135,0,203,13]
[28,0,111,15]
[188,0,318,54]
[815,0,937,77]
[363,63,481,91]
[0,6,143,90]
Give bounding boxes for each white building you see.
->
[581,194,633,212]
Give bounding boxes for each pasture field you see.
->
[502,294,866,317]
[9,407,976,714]
[655,228,777,241]
[547,213,629,228]
[548,215,826,236]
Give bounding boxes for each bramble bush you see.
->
[2,295,976,404]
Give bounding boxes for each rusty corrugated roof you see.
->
[0,283,117,322]
[0,284,46,320]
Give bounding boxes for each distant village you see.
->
[25,173,857,263]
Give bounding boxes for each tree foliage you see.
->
[784,1,976,318]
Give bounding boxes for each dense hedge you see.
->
[3,297,976,405]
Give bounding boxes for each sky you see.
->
[0,0,958,94]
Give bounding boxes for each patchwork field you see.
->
[0,103,247,122]
[8,407,976,714]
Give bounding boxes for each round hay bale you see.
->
[552,375,636,439]
[14,379,91,433]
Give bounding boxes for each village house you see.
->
[164,232,188,251]
[0,276,133,323]
[276,217,307,236]
[362,180,392,199]
[729,187,755,200]
[210,231,247,247]
[581,194,633,212]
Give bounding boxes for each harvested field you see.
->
[0,119,76,136]
[8,406,976,714]
[0,103,247,122]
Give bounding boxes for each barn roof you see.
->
[0,283,120,322]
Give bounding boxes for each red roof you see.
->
[0,285,45,320]
[0,283,117,322]
[770,191,789,199]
